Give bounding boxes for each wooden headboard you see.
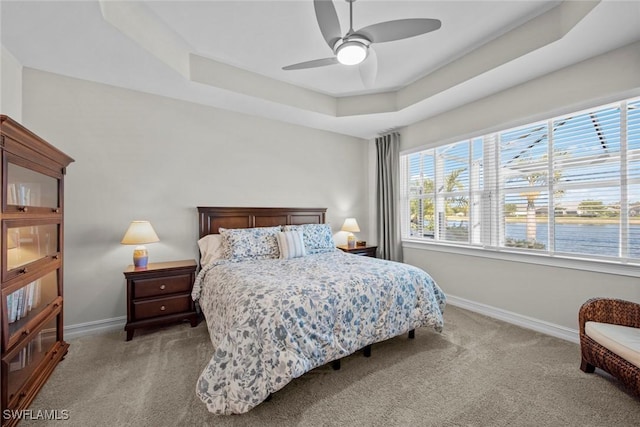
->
[197,207,327,238]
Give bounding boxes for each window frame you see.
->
[401,97,640,277]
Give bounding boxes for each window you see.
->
[405,139,483,244]
[401,97,640,265]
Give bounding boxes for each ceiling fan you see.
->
[282,0,441,87]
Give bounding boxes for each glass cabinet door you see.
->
[6,224,59,269]
[5,161,60,212]
[3,221,61,282]
[4,314,60,406]
[3,270,61,349]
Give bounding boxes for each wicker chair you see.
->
[579,297,640,396]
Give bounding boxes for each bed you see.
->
[193,207,446,415]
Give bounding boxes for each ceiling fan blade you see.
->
[357,18,441,43]
[314,0,342,49]
[359,47,377,88]
[282,57,339,71]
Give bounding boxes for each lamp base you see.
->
[347,234,356,249]
[133,245,149,268]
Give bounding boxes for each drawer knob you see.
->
[18,206,28,212]
[19,267,28,274]
[52,207,60,213]
[160,305,166,311]
[22,329,30,336]
[159,284,166,290]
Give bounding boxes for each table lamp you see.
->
[121,221,159,268]
[341,218,360,249]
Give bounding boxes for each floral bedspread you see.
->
[192,250,446,415]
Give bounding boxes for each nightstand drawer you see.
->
[133,274,192,298]
[133,295,192,320]
[337,245,378,258]
[348,248,376,257]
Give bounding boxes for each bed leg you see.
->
[332,359,341,370]
[408,329,415,339]
[363,345,371,358]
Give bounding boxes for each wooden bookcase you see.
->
[0,116,74,427]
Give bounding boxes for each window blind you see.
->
[402,96,640,265]
[406,140,485,245]
[627,99,640,259]
[499,122,550,251]
[551,105,621,258]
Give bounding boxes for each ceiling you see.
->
[1,1,639,139]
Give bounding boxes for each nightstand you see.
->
[337,245,378,258]
[123,259,198,341]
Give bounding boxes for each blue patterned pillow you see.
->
[220,226,281,261]
[283,223,335,254]
[276,231,306,259]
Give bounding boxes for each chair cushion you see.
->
[585,321,640,369]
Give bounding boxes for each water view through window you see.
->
[402,97,640,264]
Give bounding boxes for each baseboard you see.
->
[64,316,126,340]
[446,294,579,344]
[62,298,579,344]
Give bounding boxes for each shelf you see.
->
[1,115,73,425]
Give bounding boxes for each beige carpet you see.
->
[20,306,640,426]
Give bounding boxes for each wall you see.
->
[404,249,639,337]
[21,69,369,330]
[1,45,22,121]
[403,41,640,152]
[399,41,640,334]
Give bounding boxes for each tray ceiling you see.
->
[1,1,639,138]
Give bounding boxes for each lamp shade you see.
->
[120,221,159,245]
[341,218,360,233]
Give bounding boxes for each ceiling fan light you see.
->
[336,41,368,65]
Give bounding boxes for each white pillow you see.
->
[197,234,223,266]
[276,231,306,259]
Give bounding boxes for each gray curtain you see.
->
[376,132,403,262]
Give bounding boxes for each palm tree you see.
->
[520,172,544,241]
[442,167,468,216]
[517,163,564,242]
[410,168,468,236]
